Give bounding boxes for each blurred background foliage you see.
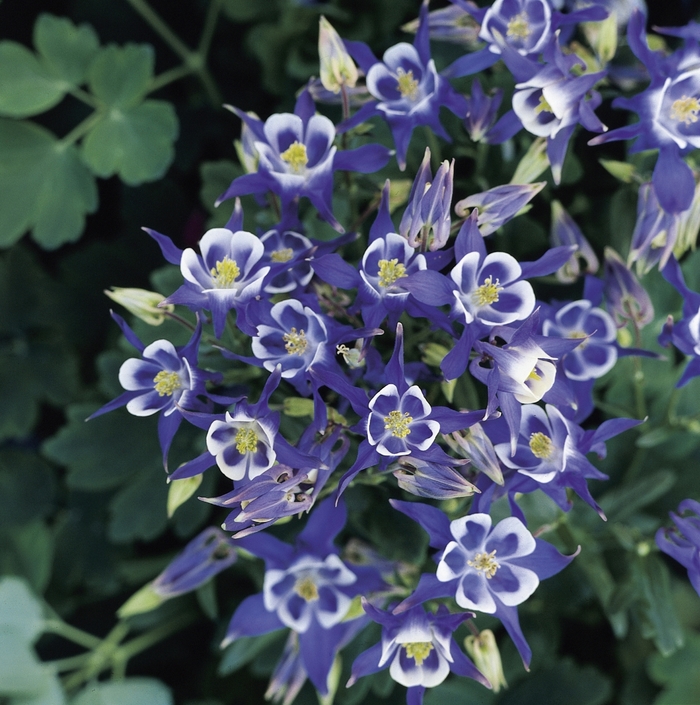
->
[2,0,700,704]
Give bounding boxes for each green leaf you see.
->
[117,583,165,619]
[599,470,676,521]
[648,631,700,705]
[0,42,66,118]
[87,44,154,108]
[167,475,203,518]
[498,659,612,705]
[108,467,168,543]
[34,14,100,86]
[0,450,55,529]
[42,405,160,491]
[218,631,284,675]
[0,576,45,643]
[0,632,52,698]
[0,521,55,593]
[634,554,684,656]
[70,678,173,705]
[82,100,178,185]
[0,119,97,248]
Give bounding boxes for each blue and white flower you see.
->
[260,228,314,294]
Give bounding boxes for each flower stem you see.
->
[44,620,102,650]
[60,111,103,148]
[150,64,196,93]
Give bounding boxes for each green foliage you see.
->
[648,631,700,704]
[0,119,98,248]
[70,679,173,705]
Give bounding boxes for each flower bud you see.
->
[393,457,479,499]
[234,113,260,174]
[104,287,174,326]
[318,16,358,94]
[402,4,481,48]
[550,200,599,283]
[603,247,653,328]
[444,424,504,485]
[464,629,507,693]
[464,78,503,143]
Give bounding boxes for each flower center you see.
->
[396,68,419,100]
[670,95,700,125]
[210,257,241,288]
[507,12,531,38]
[468,550,500,578]
[534,94,553,114]
[529,432,554,459]
[378,258,407,288]
[404,641,434,666]
[568,329,589,349]
[283,327,308,355]
[270,247,294,263]
[384,410,413,438]
[280,141,308,173]
[527,368,542,381]
[234,427,258,454]
[472,276,503,306]
[153,370,181,397]
[293,576,319,602]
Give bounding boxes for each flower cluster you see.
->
[93,2,700,704]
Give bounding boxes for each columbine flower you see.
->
[402,3,481,48]
[660,255,700,386]
[151,528,237,598]
[218,89,390,231]
[348,602,490,705]
[259,227,314,294]
[392,457,479,499]
[163,227,270,338]
[628,182,681,273]
[656,499,700,597]
[391,501,577,667]
[339,2,468,169]
[463,78,507,143]
[399,147,454,251]
[550,200,599,283]
[89,313,215,468]
[542,300,618,380]
[603,247,654,328]
[589,10,700,213]
[223,498,385,696]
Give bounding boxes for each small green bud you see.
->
[105,287,173,326]
[318,16,358,94]
[464,629,507,693]
[510,137,549,185]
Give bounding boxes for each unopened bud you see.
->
[464,629,507,693]
[318,16,358,94]
[105,287,174,326]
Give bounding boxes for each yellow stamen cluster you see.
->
[396,68,419,100]
[294,576,319,602]
[472,276,503,306]
[534,94,553,114]
[670,95,700,125]
[384,410,413,438]
[404,642,434,666]
[283,327,308,355]
[280,141,308,172]
[378,258,407,288]
[153,370,182,397]
[210,257,241,288]
[270,248,294,263]
[468,550,500,579]
[507,12,531,38]
[234,427,259,454]
[529,432,554,459]
[527,368,542,381]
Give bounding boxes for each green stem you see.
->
[124,0,192,62]
[48,654,92,673]
[69,87,98,108]
[44,620,102,650]
[198,0,224,58]
[60,111,103,148]
[150,64,195,93]
[115,612,195,662]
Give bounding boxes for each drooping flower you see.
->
[549,200,599,283]
[656,498,700,597]
[603,247,654,328]
[348,601,491,705]
[391,501,578,667]
[392,457,479,499]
